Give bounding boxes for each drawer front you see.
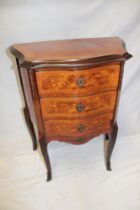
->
[44,113,113,137]
[35,63,120,97]
[40,91,117,119]
[47,128,111,144]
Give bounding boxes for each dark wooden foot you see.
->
[39,137,52,181]
[104,133,109,140]
[104,122,118,171]
[106,161,111,171]
[23,107,37,150]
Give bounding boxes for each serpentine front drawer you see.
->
[40,91,117,119]
[44,113,113,139]
[35,63,120,97]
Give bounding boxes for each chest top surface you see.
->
[10,37,131,68]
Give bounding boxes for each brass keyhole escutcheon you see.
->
[76,103,85,112]
[77,124,85,132]
[76,77,84,87]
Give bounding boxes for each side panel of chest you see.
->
[18,66,44,138]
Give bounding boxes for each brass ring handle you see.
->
[76,103,85,112]
[76,77,84,87]
[77,124,85,132]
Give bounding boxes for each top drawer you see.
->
[35,63,120,97]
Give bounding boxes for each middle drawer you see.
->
[40,91,117,120]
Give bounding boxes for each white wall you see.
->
[0,0,140,157]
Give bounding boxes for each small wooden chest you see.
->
[9,37,132,181]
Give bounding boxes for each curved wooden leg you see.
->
[23,107,37,150]
[39,137,52,181]
[104,122,118,171]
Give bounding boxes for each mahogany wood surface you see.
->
[40,91,117,119]
[104,122,118,170]
[39,136,52,181]
[10,37,132,68]
[36,63,120,97]
[16,60,37,150]
[9,37,132,181]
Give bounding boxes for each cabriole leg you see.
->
[39,137,52,181]
[23,107,37,150]
[104,122,118,171]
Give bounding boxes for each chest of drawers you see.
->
[9,37,132,181]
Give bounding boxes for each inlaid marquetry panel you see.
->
[40,91,117,119]
[35,63,120,97]
[44,113,113,137]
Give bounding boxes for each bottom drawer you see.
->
[44,113,113,143]
[46,128,111,144]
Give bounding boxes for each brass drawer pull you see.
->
[76,103,85,112]
[77,137,84,142]
[76,77,84,87]
[77,124,85,132]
